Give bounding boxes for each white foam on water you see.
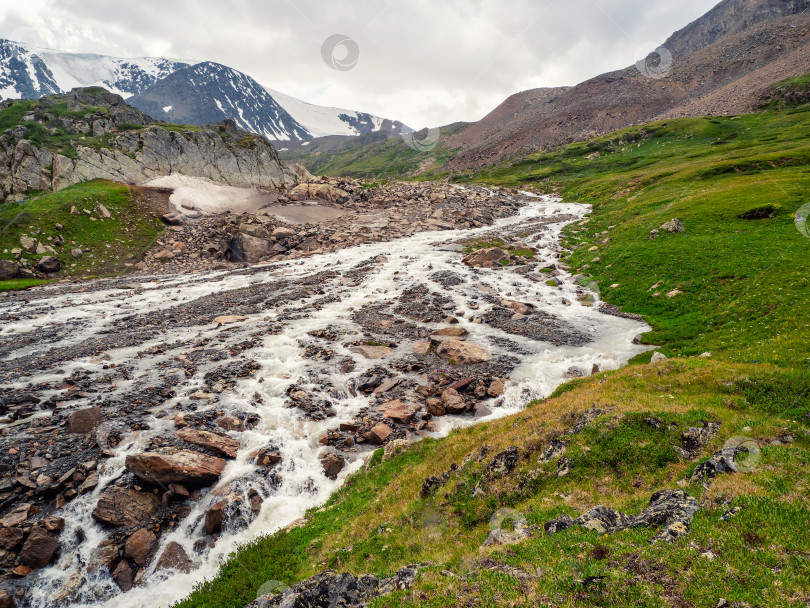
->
[6,195,650,608]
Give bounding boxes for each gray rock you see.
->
[544,514,574,535]
[251,566,419,608]
[660,218,685,233]
[650,351,667,363]
[575,506,629,534]
[0,259,20,280]
[34,256,60,273]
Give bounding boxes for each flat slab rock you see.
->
[125,450,227,487]
[92,487,160,527]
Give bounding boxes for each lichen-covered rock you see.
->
[249,566,419,608]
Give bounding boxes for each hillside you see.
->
[278,122,470,178]
[442,0,810,170]
[174,103,809,608]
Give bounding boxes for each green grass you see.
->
[0,180,165,281]
[0,278,51,292]
[451,109,810,367]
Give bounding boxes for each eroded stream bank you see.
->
[0,192,648,608]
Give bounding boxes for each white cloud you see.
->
[0,0,719,127]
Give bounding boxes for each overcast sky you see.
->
[1,0,719,127]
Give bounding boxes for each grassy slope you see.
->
[279,124,468,179]
[1,180,165,280]
[457,110,810,367]
[176,106,810,608]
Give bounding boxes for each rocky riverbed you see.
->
[0,190,648,608]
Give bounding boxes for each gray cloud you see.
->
[1,0,719,127]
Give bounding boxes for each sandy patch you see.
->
[258,204,346,225]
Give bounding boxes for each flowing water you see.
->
[0,194,649,607]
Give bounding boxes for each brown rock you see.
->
[125,450,227,487]
[125,528,158,566]
[426,398,446,417]
[112,559,135,592]
[255,448,282,467]
[0,527,24,551]
[212,315,247,325]
[432,327,469,338]
[0,504,38,528]
[350,345,393,359]
[379,400,421,423]
[205,501,227,535]
[320,453,345,480]
[68,406,102,433]
[176,428,240,458]
[411,341,431,355]
[11,565,32,577]
[462,247,510,268]
[92,487,160,527]
[368,423,393,445]
[436,340,491,365]
[42,516,65,532]
[0,590,16,608]
[216,416,245,432]
[88,539,119,572]
[441,388,466,415]
[487,378,506,397]
[155,541,192,573]
[19,525,60,568]
[248,489,263,514]
[502,299,534,315]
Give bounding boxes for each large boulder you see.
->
[287,183,350,204]
[176,428,239,458]
[68,406,102,434]
[19,525,60,568]
[227,233,274,263]
[125,528,158,566]
[34,256,61,274]
[368,423,393,445]
[320,453,346,480]
[462,247,510,268]
[436,340,491,365]
[0,260,20,281]
[156,541,192,572]
[92,487,160,527]
[125,450,226,486]
[379,400,421,423]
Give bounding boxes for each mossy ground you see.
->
[175,103,810,608]
[0,179,166,280]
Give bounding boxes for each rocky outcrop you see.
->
[0,89,297,202]
[248,565,419,608]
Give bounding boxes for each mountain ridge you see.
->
[0,40,404,142]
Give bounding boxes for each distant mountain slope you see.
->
[0,40,405,141]
[446,0,810,170]
[129,62,311,141]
